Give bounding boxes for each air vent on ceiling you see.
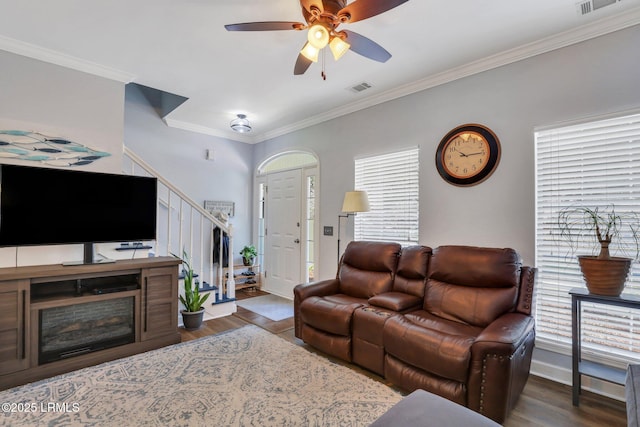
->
[577,0,619,15]
[349,82,373,93]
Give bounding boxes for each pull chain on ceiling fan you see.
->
[225,0,410,78]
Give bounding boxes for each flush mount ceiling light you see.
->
[230,114,252,133]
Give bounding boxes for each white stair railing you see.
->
[123,147,235,303]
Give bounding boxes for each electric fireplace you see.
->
[38,296,135,364]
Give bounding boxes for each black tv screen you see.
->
[0,164,157,247]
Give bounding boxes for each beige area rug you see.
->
[0,325,402,426]
[236,294,294,321]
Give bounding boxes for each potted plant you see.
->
[176,250,210,330]
[240,245,257,266]
[558,205,640,296]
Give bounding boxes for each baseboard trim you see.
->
[531,357,625,402]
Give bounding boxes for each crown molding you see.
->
[0,35,136,83]
[258,8,640,143]
[5,6,636,143]
[163,117,257,144]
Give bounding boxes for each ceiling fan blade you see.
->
[300,0,323,14]
[225,21,304,31]
[343,30,391,63]
[339,0,409,23]
[294,52,313,75]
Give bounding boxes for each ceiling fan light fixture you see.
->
[225,0,409,77]
[307,24,330,49]
[230,114,252,133]
[300,42,320,62]
[329,36,350,61]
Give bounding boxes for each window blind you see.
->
[535,112,640,363]
[354,148,419,246]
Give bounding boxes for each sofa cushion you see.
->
[384,355,468,406]
[369,292,422,312]
[404,310,483,337]
[393,245,432,297]
[299,296,363,336]
[425,246,521,327]
[340,264,396,299]
[428,246,522,288]
[384,314,476,383]
[426,281,518,327]
[339,241,401,299]
[368,245,430,311]
[301,324,352,361]
[323,293,367,306]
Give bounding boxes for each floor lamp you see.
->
[337,190,370,264]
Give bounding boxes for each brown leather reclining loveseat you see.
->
[294,241,536,424]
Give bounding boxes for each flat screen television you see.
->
[0,163,157,264]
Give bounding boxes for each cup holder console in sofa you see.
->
[294,241,536,424]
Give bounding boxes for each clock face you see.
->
[435,124,500,186]
[442,131,490,178]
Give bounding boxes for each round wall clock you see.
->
[435,124,501,186]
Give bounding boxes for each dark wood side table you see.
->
[570,287,640,406]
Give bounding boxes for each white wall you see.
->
[1,25,639,279]
[124,84,254,266]
[252,25,640,281]
[0,51,124,173]
[0,51,255,269]
[0,50,125,266]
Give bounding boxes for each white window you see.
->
[354,147,419,246]
[305,173,316,282]
[535,111,640,363]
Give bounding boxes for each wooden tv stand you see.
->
[0,256,181,390]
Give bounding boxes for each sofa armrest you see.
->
[468,313,535,423]
[368,292,422,312]
[294,279,340,301]
[516,266,537,315]
[473,313,534,352]
[293,279,341,338]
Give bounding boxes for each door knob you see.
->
[294,239,300,244]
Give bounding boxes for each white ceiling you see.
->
[1,0,639,143]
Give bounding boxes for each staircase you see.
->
[123,147,236,319]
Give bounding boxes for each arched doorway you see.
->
[255,151,319,299]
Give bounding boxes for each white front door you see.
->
[264,169,302,298]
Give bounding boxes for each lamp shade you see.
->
[307,24,330,49]
[329,36,350,61]
[300,42,320,62]
[341,191,370,213]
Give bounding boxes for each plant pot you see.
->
[243,257,254,266]
[181,308,205,331]
[577,255,631,296]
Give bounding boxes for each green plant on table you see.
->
[557,204,640,260]
[240,245,258,263]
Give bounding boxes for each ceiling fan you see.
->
[225,0,409,76]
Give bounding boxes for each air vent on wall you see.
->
[349,82,373,93]
[577,0,619,15]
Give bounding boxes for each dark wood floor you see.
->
[181,290,628,427]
